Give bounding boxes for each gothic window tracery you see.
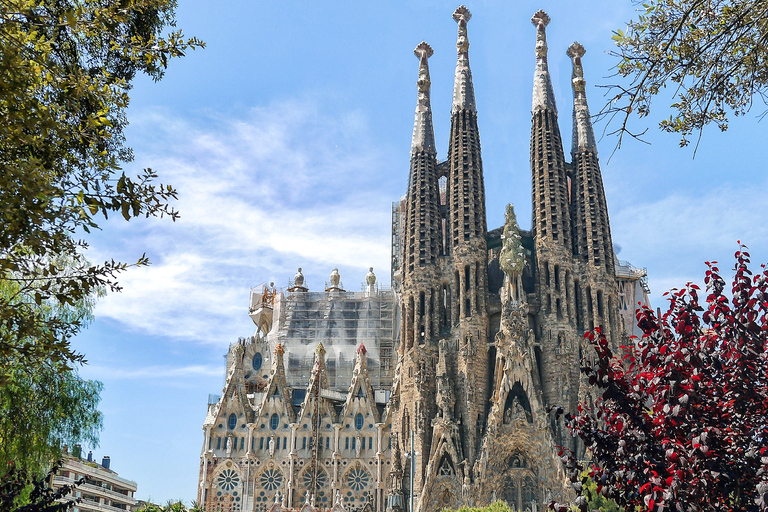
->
[501,455,538,511]
[302,467,328,491]
[216,469,240,492]
[210,468,242,512]
[346,467,370,491]
[259,468,283,491]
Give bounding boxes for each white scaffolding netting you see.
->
[266,289,397,393]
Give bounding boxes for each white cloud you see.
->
[87,100,398,346]
[86,364,223,380]
[611,182,768,306]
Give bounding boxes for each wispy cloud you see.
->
[87,364,223,380]
[86,100,399,346]
[610,181,768,306]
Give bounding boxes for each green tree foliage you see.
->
[0,461,80,512]
[135,501,194,512]
[605,0,768,148]
[0,257,101,473]
[0,364,102,473]
[442,501,514,512]
[0,0,204,372]
[574,473,624,512]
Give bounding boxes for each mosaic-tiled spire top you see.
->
[568,42,597,155]
[531,10,557,114]
[411,41,436,154]
[452,5,476,113]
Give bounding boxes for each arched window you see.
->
[270,413,279,430]
[355,413,364,430]
[252,353,263,371]
[228,413,237,430]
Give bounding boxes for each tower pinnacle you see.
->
[411,42,436,154]
[567,42,597,155]
[531,10,556,114]
[452,5,476,113]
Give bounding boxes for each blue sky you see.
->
[71,0,768,504]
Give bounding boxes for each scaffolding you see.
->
[268,287,397,393]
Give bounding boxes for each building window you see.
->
[252,353,263,371]
[259,469,283,491]
[346,468,370,492]
[217,437,221,450]
[345,437,349,450]
[228,413,237,430]
[270,413,279,430]
[355,413,364,430]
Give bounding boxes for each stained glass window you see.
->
[346,468,370,491]
[216,469,240,492]
[259,469,282,491]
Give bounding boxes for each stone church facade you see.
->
[197,7,650,512]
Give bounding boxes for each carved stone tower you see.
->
[567,42,622,349]
[445,5,489,473]
[528,10,581,432]
[391,40,441,506]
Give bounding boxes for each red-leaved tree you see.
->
[552,244,768,512]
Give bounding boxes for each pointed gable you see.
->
[340,343,379,424]
[258,343,295,424]
[297,343,336,424]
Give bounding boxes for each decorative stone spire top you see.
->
[531,10,557,114]
[411,42,436,154]
[567,42,597,154]
[452,6,476,113]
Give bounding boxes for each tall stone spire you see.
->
[530,9,571,252]
[447,5,486,252]
[411,42,436,154]
[401,41,442,342]
[531,10,556,114]
[567,42,620,344]
[529,11,577,416]
[452,5,476,113]
[446,4,489,474]
[568,42,597,155]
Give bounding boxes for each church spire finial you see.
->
[452,6,476,113]
[531,10,556,114]
[567,42,597,154]
[411,42,436,154]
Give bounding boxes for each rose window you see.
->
[259,469,283,491]
[346,468,370,491]
[216,469,240,492]
[302,468,327,489]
